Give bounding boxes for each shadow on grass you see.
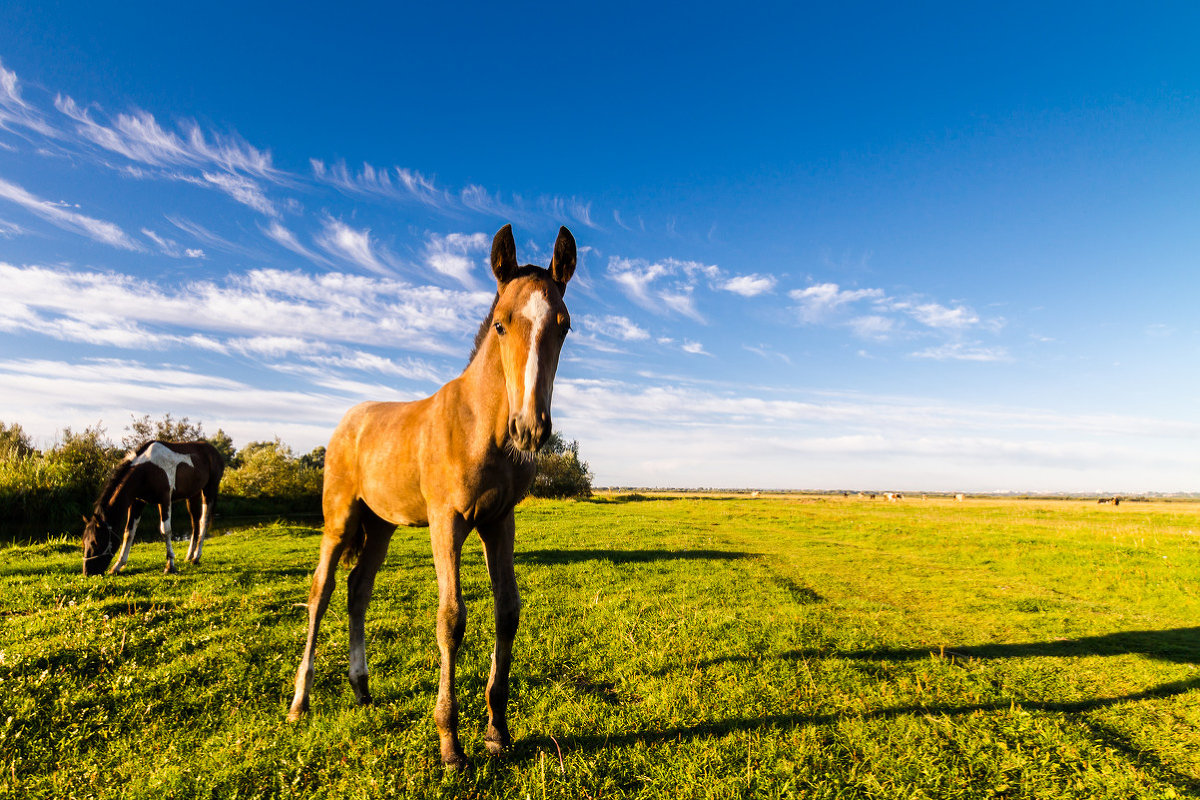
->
[657,627,1200,678]
[515,548,757,565]
[515,672,1200,795]
[790,627,1200,666]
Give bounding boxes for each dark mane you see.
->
[93,440,158,516]
[466,265,553,366]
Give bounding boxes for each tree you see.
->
[206,428,238,468]
[0,421,35,460]
[530,432,593,498]
[300,446,326,470]
[122,413,206,451]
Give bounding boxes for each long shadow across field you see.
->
[672,627,1200,673]
[515,548,756,565]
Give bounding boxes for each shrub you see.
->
[220,439,322,514]
[531,433,593,499]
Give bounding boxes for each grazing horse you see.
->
[82,440,224,576]
[287,224,576,770]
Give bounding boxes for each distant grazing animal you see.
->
[82,440,224,576]
[287,225,576,770]
[955,493,965,502]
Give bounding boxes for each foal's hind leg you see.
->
[479,512,520,754]
[288,496,362,721]
[347,511,395,705]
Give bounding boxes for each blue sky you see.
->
[0,2,1197,492]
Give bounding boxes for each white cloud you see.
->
[607,256,721,320]
[551,379,1200,491]
[0,176,142,250]
[0,261,491,356]
[681,339,710,356]
[423,231,489,288]
[910,343,1010,362]
[903,301,979,329]
[847,315,894,340]
[721,273,777,297]
[789,282,885,322]
[581,314,650,342]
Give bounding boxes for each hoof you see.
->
[286,708,304,723]
[164,564,177,575]
[442,752,469,772]
[484,725,511,755]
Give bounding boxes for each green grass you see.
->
[2,495,1200,798]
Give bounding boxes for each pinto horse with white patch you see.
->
[287,224,575,770]
[82,440,224,576]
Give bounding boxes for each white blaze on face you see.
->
[519,289,552,417]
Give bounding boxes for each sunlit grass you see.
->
[1,496,1199,798]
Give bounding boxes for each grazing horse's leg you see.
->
[347,511,395,705]
[431,510,471,769]
[192,483,216,564]
[288,494,362,722]
[160,500,178,574]
[109,500,143,575]
[479,512,520,755]
[185,496,202,563]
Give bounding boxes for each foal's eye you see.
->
[493,322,506,335]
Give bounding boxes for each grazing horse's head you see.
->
[487,224,576,452]
[81,512,117,575]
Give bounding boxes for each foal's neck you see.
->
[456,334,515,453]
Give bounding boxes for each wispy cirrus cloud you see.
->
[0,176,142,250]
[0,58,57,138]
[260,220,331,267]
[311,158,446,208]
[315,217,393,275]
[54,94,276,177]
[201,171,277,216]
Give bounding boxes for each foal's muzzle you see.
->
[509,411,551,452]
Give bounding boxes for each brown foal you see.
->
[287,224,576,769]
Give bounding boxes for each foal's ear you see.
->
[549,226,576,292]
[491,224,518,285]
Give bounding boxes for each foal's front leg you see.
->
[479,512,520,754]
[431,511,471,769]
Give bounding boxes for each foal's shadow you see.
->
[515,549,755,566]
[510,627,1200,794]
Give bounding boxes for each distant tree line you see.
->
[0,414,591,538]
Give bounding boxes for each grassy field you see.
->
[2,494,1199,798]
